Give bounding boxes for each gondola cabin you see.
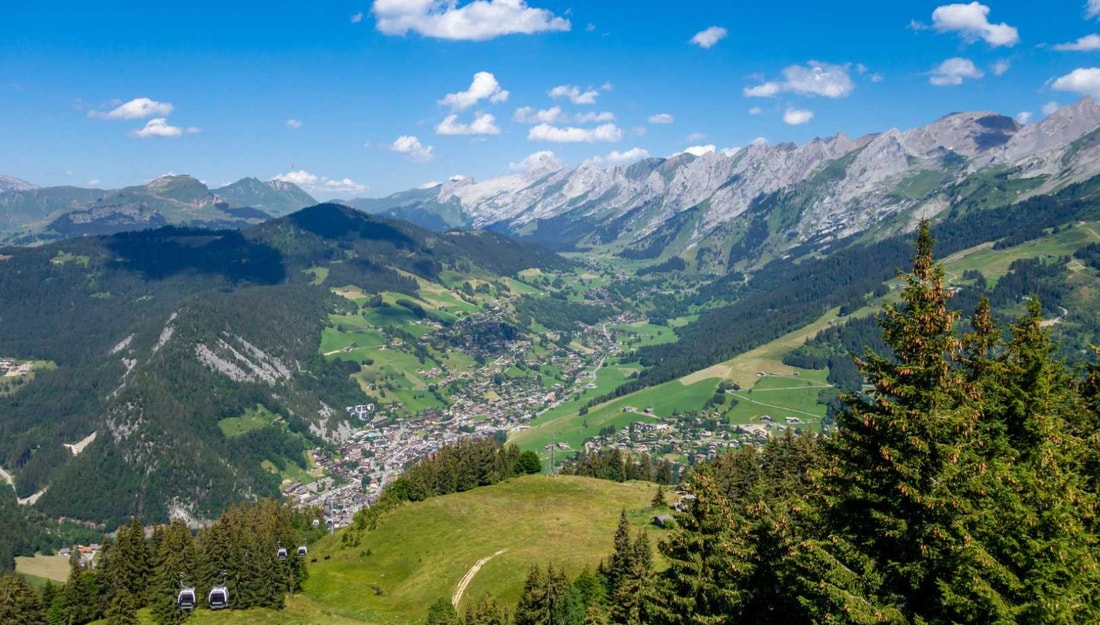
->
[297,545,308,557]
[277,546,288,560]
[208,585,228,610]
[177,587,196,611]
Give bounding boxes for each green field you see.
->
[218,404,280,439]
[15,553,70,582]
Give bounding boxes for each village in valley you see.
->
[282,279,821,524]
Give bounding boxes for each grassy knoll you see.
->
[723,373,829,426]
[614,321,679,349]
[303,475,658,624]
[218,404,279,439]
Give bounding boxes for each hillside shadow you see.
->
[107,227,287,284]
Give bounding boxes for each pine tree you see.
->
[426,597,459,625]
[828,221,1014,622]
[650,485,666,508]
[464,595,509,625]
[104,587,138,625]
[149,521,195,625]
[0,572,46,625]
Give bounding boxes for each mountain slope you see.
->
[342,98,1100,269]
[0,204,569,525]
[0,175,37,193]
[0,175,315,244]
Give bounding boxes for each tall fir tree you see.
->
[0,572,46,625]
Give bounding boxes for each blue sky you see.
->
[4,1,1100,198]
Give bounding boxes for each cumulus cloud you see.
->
[549,84,600,104]
[285,119,302,128]
[748,106,763,115]
[928,57,984,85]
[436,113,501,135]
[272,170,318,185]
[1043,101,1061,115]
[1052,67,1100,97]
[751,137,768,146]
[685,132,707,142]
[272,170,366,195]
[604,147,651,164]
[514,105,563,123]
[528,123,622,143]
[682,145,716,157]
[744,61,854,98]
[1088,0,1100,19]
[783,107,814,125]
[508,150,563,172]
[89,97,173,120]
[931,2,1019,47]
[351,11,364,23]
[87,179,101,186]
[648,113,675,124]
[440,71,509,110]
[690,26,728,49]
[1015,111,1032,124]
[391,135,435,162]
[372,0,570,40]
[129,118,200,138]
[574,111,615,123]
[514,106,612,124]
[1054,34,1100,51]
[991,59,1010,76]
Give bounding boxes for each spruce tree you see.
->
[828,221,1014,622]
[0,572,46,625]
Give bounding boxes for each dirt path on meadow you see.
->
[452,549,506,608]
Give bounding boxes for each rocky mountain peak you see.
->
[0,175,38,193]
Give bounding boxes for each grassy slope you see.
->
[304,475,657,624]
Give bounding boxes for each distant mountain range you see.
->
[0,175,315,244]
[347,97,1100,271]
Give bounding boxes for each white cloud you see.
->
[440,71,509,110]
[549,84,600,104]
[285,119,302,128]
[321,178,368,194]
[129,118,200,138]
[783,108,814,125]
[744,82,782,97]
[574,111,615,123]
[89,97,173,120]
[600,82,614,92]
[748,106,763,116]
[869,73,884,82]
[528,123,622,143]
[508,150,563,171]
[682,145,716,157]
[685,132,707,142]
[272,170,319,186]
[1088,0,1100,19]
[390,135,435,162]
[372,0,570,40]
[1043,101,1061,115]
[351,11,364,23]
[690,26,727,49]
[87,179,100,186]
[720,147,740,157]
[931,2,1019,47]
[647,113,674,124]
[928,57,984,86]
[436,113,501,135]
[1015,111,1032,124]
[514,106,563,123]
[751,137,768,146]
[1054,34,1100,51]
[272,170,367,195]
[419,180,442,189]
[1052,67,1100,97]
[586,22,596,32]
[744,61,854,98]
[604,147,650,164]
[991,59,1010,75]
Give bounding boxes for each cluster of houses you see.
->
[0,359,33,377]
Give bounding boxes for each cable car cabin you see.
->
[208,586,229,610]
[277,546,288,560]
[297,545,308,557]
[177,587,196,611]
